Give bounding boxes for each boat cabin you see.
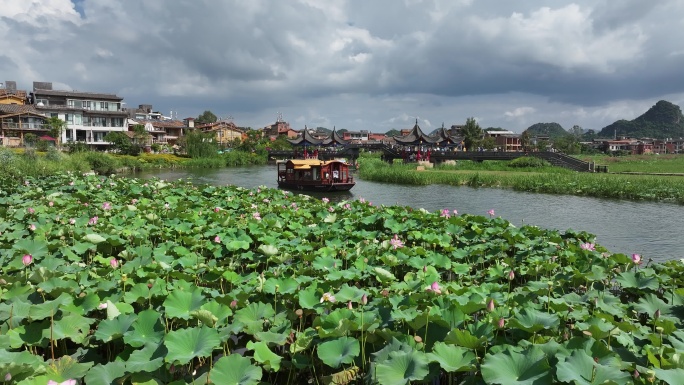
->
[277,159,355,191]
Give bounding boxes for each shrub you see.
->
[508,156,550,168]
[45,147,65,162]
[84,152,120,174]
[66,141,90,154]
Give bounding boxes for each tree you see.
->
[181,130,218,158]
[521,131,531,152]
[385,129,400,137]
[481,136,496,150]
[196,111,218,125]
[568,125,583,138]
[45,116,67,147]
[23,133,37,147]
[104,131,138,155]
[461,117,483,151]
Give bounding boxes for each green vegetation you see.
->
[523,122,568,140]
[360,158,684,203]
[1,173,682,384]
[579,154,684,174]
[599,100,684,139]
[195,110,218,125]
[460,117,483,151]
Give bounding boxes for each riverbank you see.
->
[358,158,684,204]
[0,147,267,183]
[1,172,681,384]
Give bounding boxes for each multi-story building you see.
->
[29,81,128,147]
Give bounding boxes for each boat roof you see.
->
[286,159,347,169]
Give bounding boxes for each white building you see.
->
[30,81,127,147]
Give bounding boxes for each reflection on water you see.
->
[135,165,684,263]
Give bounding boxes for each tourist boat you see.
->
[277,159,355,191]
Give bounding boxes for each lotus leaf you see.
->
[509,308,560,333]
[84,361,126,385]
[615,271,659,291]
[163,287,205,320]
[210,354,262,385]
[243,340,281,372]
[46,355,93,382]
[94,313,136,342]
[164,326,221,365]
[427,342,476,372]
[556,350,631,385]
[124,343,166,373]
[123,309,165,348]
[375,350,429,385]
[481,347,552,385]
[316,336,360,369]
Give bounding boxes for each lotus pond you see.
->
[1,174,684,385]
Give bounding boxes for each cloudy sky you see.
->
[2,0,684,133]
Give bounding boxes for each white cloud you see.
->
[505,107,536,118]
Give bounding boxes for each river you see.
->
[135,165,683,263]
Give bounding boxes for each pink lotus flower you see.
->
[359,197,366,203]
[253,212,262,220]
[214,207,220,213]
[251,204,258,209]
[48,380,76,385]
[508,270,515,281]
[110,258,118,268]
[487,209,495,217]
[426,281,442,294]
[230,300,238,308]
[98,303,108,310]
[322,197,330,203]
[389,234,404,249]
[48,201,54,207]
[328,207,334,212]
[164,203,170,209]
[22,254,33,266]
[131,198,138,204]
[83,202,89,207]
[214,236,221,243]
[69,218,76,225]
[69,181,74,186]
[27,207,35,214]
[453,209,458,215]
[632,254,642,265]
[88,216,98,226]
[102,202,111,210]
[29,224,36,231]
[440,209,450,218]
[23,180,29,186]
[344,203,351,210]
[263,198,270,203]
[320,292,336,303]
[580,242,595,251]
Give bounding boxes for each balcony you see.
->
[0,122,47,130]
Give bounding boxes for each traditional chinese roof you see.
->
[0,104,46,118]
[321,127,349,146]
[432,124,463,146]
[288,126,324,146]
[394,119,438,145]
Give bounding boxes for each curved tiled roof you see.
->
[321,127,349,146]
[394,119,438,145]
[288,127,323,146]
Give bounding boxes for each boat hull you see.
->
[277,181,355,192]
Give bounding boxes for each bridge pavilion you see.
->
[393,119,438,162]
[288,126,324,159]
[432,124,464,151]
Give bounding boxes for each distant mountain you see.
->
[523,123,568,139]
[598,100,684,139]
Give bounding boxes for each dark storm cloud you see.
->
[3,0,684,132]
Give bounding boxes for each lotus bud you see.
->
[361,294,368,305]
[230,300,238,309]
[295,309,303,318]
[4,373,10,381]
[347,301,353,310]
[654,309,661,320]
[423,266,427,273]
[22,254,33,266]
[381,289,389,297]
[508,270,515,281]
[632,253,642,265]
[633,370,639,379]
[487,299,495,312]
[414,335,423,343]
[498,318,505,328]
[110,258,118,268]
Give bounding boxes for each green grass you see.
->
[359,158,684,203]
[578,154,684,173]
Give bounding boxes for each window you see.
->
[35,98,48,106]
[111,118,124,127]
[91,117,107,127]
[65,114,73,124]
[100,102,109,111]
[74,114,82,125]
[83,116,91,126]
[67,100,83,109]
[83,101,92,110]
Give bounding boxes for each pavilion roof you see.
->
[321,127,349,146]
[394,119,438,145]
[288,126,324,146]
[432,125,463,146]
